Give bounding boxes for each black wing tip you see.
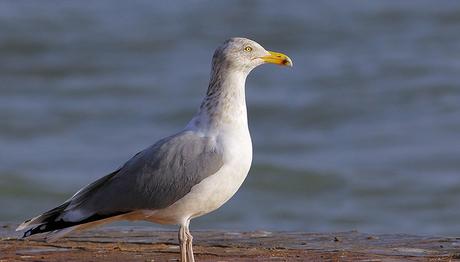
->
[22,228,33,238]
[21,212,127,239]
[21,223,52,238]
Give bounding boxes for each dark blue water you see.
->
[1,1,460,235]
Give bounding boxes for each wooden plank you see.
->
[1,223,459,261]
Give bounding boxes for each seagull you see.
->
[16,37,292,262]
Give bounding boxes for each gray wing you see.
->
[66,130,224,219]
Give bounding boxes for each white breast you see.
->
[141,126,252,225]
[133,68,253,226]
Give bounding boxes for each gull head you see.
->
[212,37,293,74]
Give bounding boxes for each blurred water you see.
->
[1,1,460,235]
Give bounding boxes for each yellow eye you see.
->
[244,46,253,52]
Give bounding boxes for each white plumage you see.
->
[17,37,292,262]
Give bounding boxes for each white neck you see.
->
[186,70,249,134]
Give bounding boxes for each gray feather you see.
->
[18,109,224,236]
[65,130,224,219]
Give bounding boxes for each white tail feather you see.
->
[16,214,43,231]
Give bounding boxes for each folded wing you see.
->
[17,130,224,237]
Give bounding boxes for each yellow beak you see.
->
[261,51,293,67]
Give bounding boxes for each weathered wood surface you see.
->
[1,223,460,261]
